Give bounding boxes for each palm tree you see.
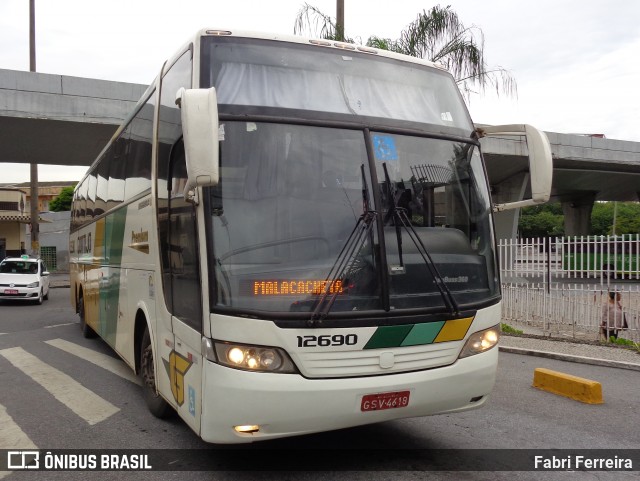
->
[293,3,516,99]
[293,3,355,43]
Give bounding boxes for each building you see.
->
[0,188,29,258]
[3,181,77,212]
[24,211,71,271]
[0,184,74,269]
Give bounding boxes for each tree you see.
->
[293,3,516,99]
[49,186,75,212]
[592,202,640,236]
[518,202,640,238]
[518,203,564,238]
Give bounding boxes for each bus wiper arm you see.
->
[310,210,377,325]
[382,163,459,316]
[382,163,404,271]
[396,209,460,316]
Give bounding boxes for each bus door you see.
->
[156,47,202,432]
[163,139,204,433]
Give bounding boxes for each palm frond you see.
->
[293,3,355,42]
[293,3,517,99]
[378,5,517,99]
[366,36,403,54]
[294,3,337,39]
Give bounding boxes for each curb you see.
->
[499,346,640,372]
[533,367,603,404]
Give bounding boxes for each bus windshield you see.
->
[208,122,498,316]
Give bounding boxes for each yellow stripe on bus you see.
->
[434,317,474,343]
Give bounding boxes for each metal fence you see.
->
[499,235,640,342]
[499,235,640,282]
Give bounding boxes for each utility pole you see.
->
[336,0,345,41]
[29,0,39,256]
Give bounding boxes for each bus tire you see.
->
[140,328,173,419]
[78,296,96,338]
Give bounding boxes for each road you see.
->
[0,288,638,480]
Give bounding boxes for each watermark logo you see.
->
[7,451,39,469]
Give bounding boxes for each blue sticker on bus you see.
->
[188,386,196,417]
[373,135,399,162]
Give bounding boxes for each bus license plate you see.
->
[4,289,18,295]
[361,390,410,412]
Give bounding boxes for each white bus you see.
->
[69,29,552,444]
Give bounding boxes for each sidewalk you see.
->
[499,319,640,371]
[500,334,640,371]
[49,272,70,288]
[48,272,640,370]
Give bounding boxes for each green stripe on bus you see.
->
[364,317,475,349]
[400,322,445,346]
[106,208,128,267]
[363,325,413,349]
[100,208,128,347]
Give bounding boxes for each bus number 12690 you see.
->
[297,334,358,348]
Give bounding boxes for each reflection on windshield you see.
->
[211,122,381,314]
[372,132,497,311]
[209,122,498,317]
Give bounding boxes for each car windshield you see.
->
[208,122,499,317]
[0,261,38,274]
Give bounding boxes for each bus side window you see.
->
[157,47,196,324]
[167,139,202,331]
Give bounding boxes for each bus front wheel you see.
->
[140,329,173,419]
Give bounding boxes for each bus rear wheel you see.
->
[78,296,96,338]
[140,328,173,419]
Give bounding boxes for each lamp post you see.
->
[29,0,39,256]
[336,0,345,41]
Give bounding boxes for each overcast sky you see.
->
[1,0,639,183]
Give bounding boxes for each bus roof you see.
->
[195,28,448,72]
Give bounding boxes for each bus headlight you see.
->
[205,339,298,374]
[458,325,500,359]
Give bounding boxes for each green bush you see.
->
[501,323,523,335]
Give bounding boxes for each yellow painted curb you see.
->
[532,368,603,404]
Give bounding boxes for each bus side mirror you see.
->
[481,124,553,212]
[176,87,220,200]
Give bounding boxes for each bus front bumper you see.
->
[199,347,498,444]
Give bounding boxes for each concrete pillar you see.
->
[562,194,596,236]
[492,172,529,242]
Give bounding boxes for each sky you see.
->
[1,0,639,183]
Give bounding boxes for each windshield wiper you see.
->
[382,162,460,316]
[309,165,376,325]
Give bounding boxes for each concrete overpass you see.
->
[0,68,147,167]
[483,131,640,239]
[2,68,640,239]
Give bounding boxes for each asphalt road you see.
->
[0,288,638,481]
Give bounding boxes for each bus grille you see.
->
[297,342,462,378]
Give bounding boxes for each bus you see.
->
[69,29,552,443]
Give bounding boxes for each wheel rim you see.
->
[141,344,156,391]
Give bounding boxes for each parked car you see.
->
[0,255,50,304]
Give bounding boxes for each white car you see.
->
[0,256,50,304]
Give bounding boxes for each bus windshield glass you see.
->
[200,37,472,131]
[208,122,498,316]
